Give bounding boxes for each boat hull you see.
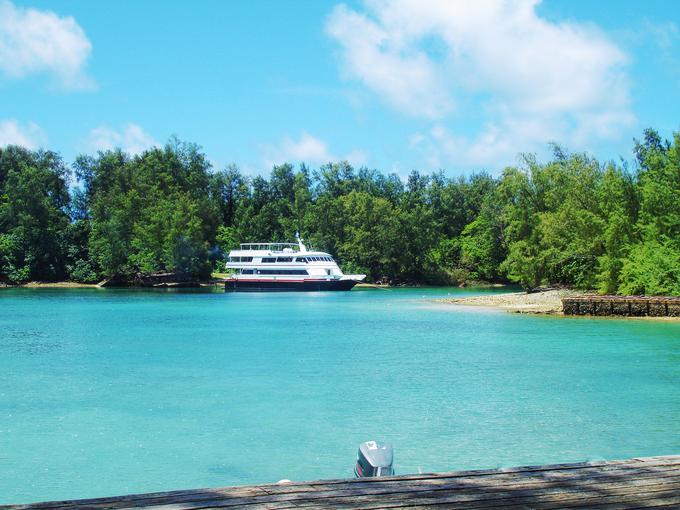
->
[224,278,360,292]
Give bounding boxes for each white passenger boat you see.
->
[224,236,365,291]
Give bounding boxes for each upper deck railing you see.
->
[238,243,300,252]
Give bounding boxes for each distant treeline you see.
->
[0,129,679,294]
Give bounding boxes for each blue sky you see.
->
[1,0,679,177]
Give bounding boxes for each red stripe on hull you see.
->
[225,279,359,292]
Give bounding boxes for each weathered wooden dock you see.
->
[4,455,680,509]
[562,295,680,317]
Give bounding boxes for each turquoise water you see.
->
[1,287,680,504]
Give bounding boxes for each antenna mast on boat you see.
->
[295,232,308,253]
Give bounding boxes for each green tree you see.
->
[3,127,680,294]
[75,140,217,280]
[338,191,402,280]
[0,146,71,282]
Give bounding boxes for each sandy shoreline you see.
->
[438,289,585,315]
[0,281,100,289]
[439,290,680,321]
[0,281,224,289]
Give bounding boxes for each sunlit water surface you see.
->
[1,287,680,503]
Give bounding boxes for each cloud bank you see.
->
[263,132,366,168]
[0,0,93,89]
[0,119,46,149]
[327,0,633,168]
[86,123,158,155]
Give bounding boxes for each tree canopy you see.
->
[1,128,679,295]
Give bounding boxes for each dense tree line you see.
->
[0,129,678,294]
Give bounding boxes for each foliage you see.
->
[1,128,679,295]
[73,139,217,280]
[0,146,71,283]
[618,237,680,295]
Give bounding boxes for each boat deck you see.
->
[4,455,680,509]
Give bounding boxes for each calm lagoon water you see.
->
[1,286,680,503]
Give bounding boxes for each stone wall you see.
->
[562,296,680,317]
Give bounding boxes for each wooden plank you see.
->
[109,475,680,510]
[4,461,674,510]
[382,489,680,510]
[3,456,680,510]
[258,483,680,510]
[33,470,680,510]
[13,455,680,510]
[363,492,680,510]
[256,468,680,501]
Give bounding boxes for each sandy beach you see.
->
[438,289,585,315]
[0,281,99,289]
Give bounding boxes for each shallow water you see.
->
[1,287,680,504]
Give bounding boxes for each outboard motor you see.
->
[354,441,394,478]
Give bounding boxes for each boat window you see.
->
[295,257,307,263]
[256,269,308,275]
[240,257,253,262]
[240,269,254,274]
[261,257,276,263]
[276,257,293,262]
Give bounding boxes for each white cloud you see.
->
[327,0,634,168]
[263,132,367,168]
[0,119,46,149]
[644,20,679,50]
[344,149,368,167]
[642,20,680,86]
[0,0,93,89]
[86,123,158,155]
[278,132,332,163]
[326,4,452,118]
